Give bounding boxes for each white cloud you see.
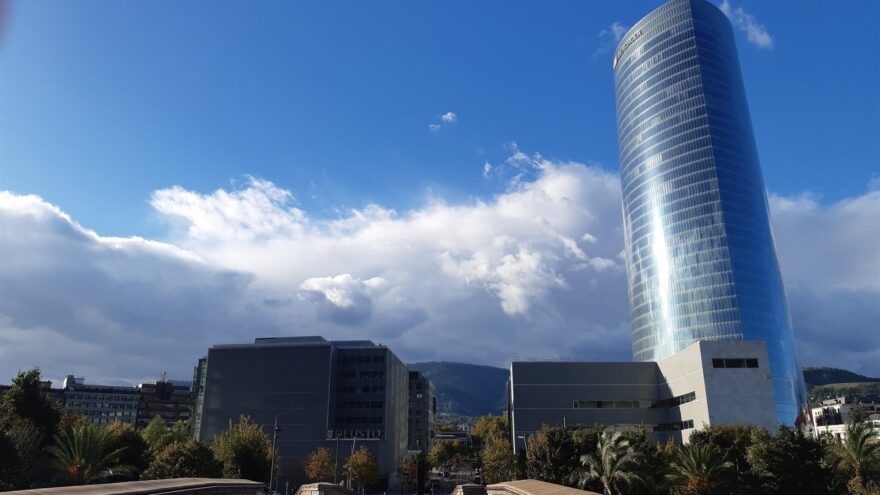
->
[300,274,388,325]
[719,0,774,49]
[429,112,457,133]
[594,21,630,58]
[1,153,877,383]
[483,161,493,178]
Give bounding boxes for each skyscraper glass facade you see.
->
[612,0,806,424]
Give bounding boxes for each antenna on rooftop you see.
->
[161,370,167,382]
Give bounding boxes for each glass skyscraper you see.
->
[612,0,806,424]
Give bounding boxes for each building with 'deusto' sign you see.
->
[193,336,417,490]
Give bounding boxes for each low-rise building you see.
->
[811,396,880,441]
[61,376,141,426]
[508,340,778,448]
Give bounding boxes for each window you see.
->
[713,358,759,368]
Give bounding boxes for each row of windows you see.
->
[619,41,700,112]
[66,402,137,410]
[336,400,384,409]
[654,419,694,432]
[622,148,716,203]
[338,355,385,364]
[712,358,759,369]
[66,393,138,402]
[616,21,695,96]
[338,370,386,379]
[619,77,705,147]
[654,391,697,409]
[572,391,696,410]
[335,417,383,426]
[337,385,384,394]
[619,65,704,136]
[615,3,691,79]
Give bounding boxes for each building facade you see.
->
[193,336,413,489]
[408,371,437,452]
[509,340,777,449]
[811,396,880,441]
[136,379,192,429]
[61,376,141,426]
[612,0,805,424]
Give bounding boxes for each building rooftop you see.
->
[487,479,601,495]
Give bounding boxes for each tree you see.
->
[397,454,420,490]
[688,424,760,491]
[428,440,466,471]
[472,415,508,448]
[140,415,189,453]
[106,422,151,475]
[345,445,379,493]
[0,368,61,485]
[1,416,44,481]
[0,429,24,490]
[46,423,131,484]
[141,415,169,451]
[571,431,642,495]
[142,440,222,479]
[481,437,517,484]
[305,447,337,482]
[667,442,733,495]
[212,415,271,483]
[850,404,869,426]
[832,422,880,493]
[747,425,832,494]
[525,425,579,485]
[0,369,61,442]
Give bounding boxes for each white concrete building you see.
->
[509,340,778,447]
[811,396,880,441]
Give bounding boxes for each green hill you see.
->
[408,361,508,417]
[802,367,880,387]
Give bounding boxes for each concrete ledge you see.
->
[5,478,265,495]
[487,480,601,495]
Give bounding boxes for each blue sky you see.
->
[0,1,878,384]
[2,0,877,237]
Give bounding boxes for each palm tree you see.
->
[667,442,733,495]
[835,422,880,492]
[46,423,131,484]
[572,431,642,495]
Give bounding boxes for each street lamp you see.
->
[516,435,529,454]
[269,417,281,493]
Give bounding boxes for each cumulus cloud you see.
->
[429,112,457,133]
[300,274,388,325]
[594,21,630,58]
[768,189,880,374]
[719,0,774,49]
[0,153,877,384]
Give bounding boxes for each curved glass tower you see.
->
[612,0,806,424]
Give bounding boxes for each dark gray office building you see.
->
[407,371,436,452]
[193,336,410,489]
